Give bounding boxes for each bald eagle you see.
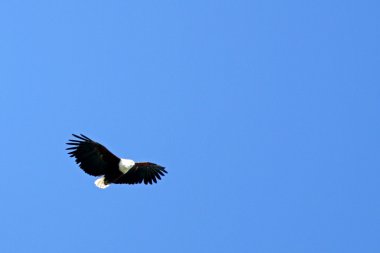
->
[66,134,167,189]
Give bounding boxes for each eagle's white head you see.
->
[119,158,135,174]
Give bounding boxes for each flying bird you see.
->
[66,134,167,189]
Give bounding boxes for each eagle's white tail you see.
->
[94,177,110,189]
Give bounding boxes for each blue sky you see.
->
[0,1,379,252]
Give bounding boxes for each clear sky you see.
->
[0,1,379,252]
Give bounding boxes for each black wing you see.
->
[114,162,167,185]
[66,134,120,176]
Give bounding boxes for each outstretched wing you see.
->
[114,162,167,185]
[66,134,120,176]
